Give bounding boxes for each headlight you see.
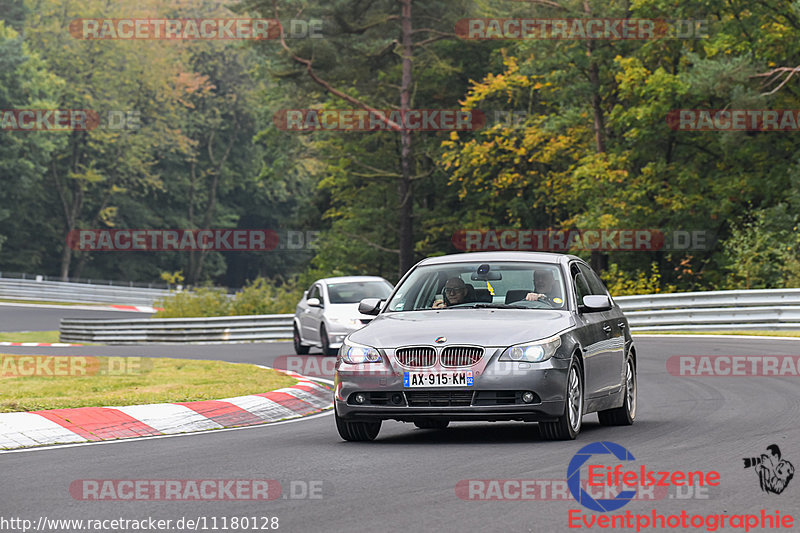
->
[340,339,382,364]
[499,335,562,363]
[330,317,361,327]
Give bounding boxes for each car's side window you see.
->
[571,264,591,305]
[578,264,608,296]
[308,285,321,303]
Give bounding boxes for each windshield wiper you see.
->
[458,303,527,309]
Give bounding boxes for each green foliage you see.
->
[154,287,233,318]
[154,277,305,317]
[721,207,800,289]
[602,263,676,296]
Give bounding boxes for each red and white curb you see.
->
[0,342,82,347]
[0,370,331,450]
[0,302,159,313]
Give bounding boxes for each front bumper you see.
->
[335,352,571,422]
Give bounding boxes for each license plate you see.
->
[403,371,473,388]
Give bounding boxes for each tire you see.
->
[335,409,381,441]
[540,359,583,440]
[598,355,636,426]
[320,324,337,356]
[293,325,310,355]
[414,419,450,430]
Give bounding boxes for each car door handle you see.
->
[603,325,612,334]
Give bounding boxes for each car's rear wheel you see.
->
[320,324,337,356]
[335,409,381,441]
[598,356,636,426]
[413,419,450,430]
[540,359,583,441]
[293,325,310,355]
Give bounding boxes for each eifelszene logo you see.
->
[743,445,794,494]
[567,441,721,512]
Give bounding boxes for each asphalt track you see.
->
[1,306,799,532]
[0,304,147,332]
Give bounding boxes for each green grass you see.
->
[0,356,300,412]
[0,331,62,343]
[633,330,800,337]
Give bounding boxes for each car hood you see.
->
[347,309,574,348]
[325,303,376,321]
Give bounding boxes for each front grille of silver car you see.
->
[395,346,436,367]
[405,391,474,407]
[440,346,484,367]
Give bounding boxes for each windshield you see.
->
[327,281,393,304]
[386,262,566,312]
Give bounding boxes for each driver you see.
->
[433,277,470,308]
[525,270,558,304]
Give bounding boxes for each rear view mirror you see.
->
[582,295,612,312]
[358,298,383,316]
[470,272,502,281]
[307,298,322,308]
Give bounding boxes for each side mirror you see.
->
[358,298,383,316]
[307,297,322,308]
[582,295,612,312]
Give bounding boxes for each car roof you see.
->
[416,251,582,267]
[318,276,391,285]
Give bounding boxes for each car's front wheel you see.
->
[540,359,583,441]
[320,324,337,356]
[293,325,310,355]
[598,355,636,426]
[335,409,381,441]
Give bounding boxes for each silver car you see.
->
[294,276,394,355]
[334,252,637,441]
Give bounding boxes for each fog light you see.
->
[521,391,535,404]
[391,393,403,405]
[354,393,367,404]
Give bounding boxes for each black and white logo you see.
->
[743,444,794,494]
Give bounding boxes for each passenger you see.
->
[433,277,470,308]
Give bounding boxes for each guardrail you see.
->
[58,288,800,344]
[0,277,173,306]
[616,288,800,331]
[60,315,293,344]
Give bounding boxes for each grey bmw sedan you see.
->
[334,252,637,441]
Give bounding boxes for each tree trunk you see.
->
[398,0,415,277]
[585,1,608,274]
